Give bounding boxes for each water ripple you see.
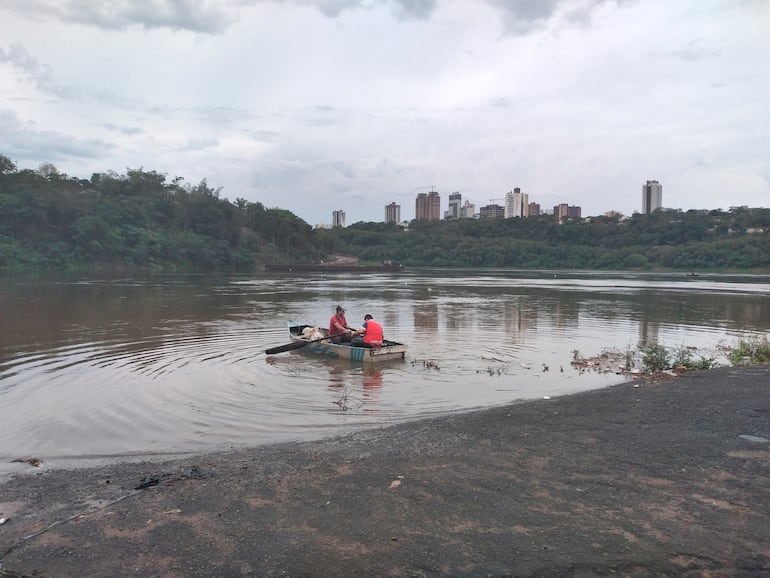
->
[1,270,768,475]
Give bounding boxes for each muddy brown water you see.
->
[1,269,768,475]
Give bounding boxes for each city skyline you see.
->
[343,179,661,227]
[1,1,766,227]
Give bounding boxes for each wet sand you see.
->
[1,366,769,577]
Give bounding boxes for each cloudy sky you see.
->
[1,0,768,225]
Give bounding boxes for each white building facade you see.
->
[384,202,400,224]
[642,180,663,214]
[504,188,529,218]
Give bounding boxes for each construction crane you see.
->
[489,198,503,204]
[417,186,437,193]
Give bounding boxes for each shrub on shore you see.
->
[573,334,767,377]
[728,335,770,365]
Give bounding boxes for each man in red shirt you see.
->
[351,314,383,348]
[329,305,353,343]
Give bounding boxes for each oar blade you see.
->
[264,340,309,355]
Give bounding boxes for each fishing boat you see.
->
[285,322,407,362]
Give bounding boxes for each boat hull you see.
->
[288,323,407,362]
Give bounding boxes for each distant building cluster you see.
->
[407,187,570,223]
[329,180,663,227]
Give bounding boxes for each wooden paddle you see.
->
[264,335,330,355]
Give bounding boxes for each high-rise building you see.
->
[460,200,476,219]
[528,202,540,216]
[554,204,581,221]
[446,192,462,219]
[642,180,662,214]
[415,193,428,220]
[332,209,346,228]
[567,205,581,219]
[480,203,505,219]
[504,188,529,218]
[385,202,400,224]
[415,190,441,221]
[427,190,441,221]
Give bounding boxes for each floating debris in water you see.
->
[11,456,42,467]
[412,359,440,370]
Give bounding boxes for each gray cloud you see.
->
[0,44,143,109]
[191,105,252,126]
[178,137,220,151]
[487,0,632,35]
[291,105,345,127]
[242,129,282,143]
[9,0,239,34]
[666,40,721,62]
[390,0,438,21]
[290,0,437,20]
[5,0,579,35]
[0,44,76,98]
[0,109,112,162]
[103,123,144,135]
[487,0,561,34]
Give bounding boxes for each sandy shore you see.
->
[1,366,768,577]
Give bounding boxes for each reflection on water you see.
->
[1,269,769,475]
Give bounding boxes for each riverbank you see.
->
[1,366,768,577]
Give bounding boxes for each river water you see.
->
[1,269,768,475]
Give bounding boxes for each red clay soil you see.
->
[1,366,768,577]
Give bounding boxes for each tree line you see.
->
[0,155,326,270]
[336,208,770,270]
[1,155,768,272]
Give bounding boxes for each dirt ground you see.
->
[1,366,768,577]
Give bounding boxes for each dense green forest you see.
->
[0,155,327,270]
[337,208,770,270]
[1,155,769,272]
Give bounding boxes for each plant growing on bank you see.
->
[638,342,670,372]
[574,336,770,377]
[672,344,719,370]
[728,335,770,365]
[624,343,635,369]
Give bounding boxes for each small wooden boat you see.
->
[287,322,407,362]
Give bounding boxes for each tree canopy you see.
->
[1,154,768,272]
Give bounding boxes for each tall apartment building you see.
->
[415,193,428,220]
[332,209,346,228]
[415,190,441,221]
[460,200,476,219]
[642,180,663,214]
[554,204,581,221]
[480,203,505,219]
[446,192,462,219]
[528,202,540,216]
[504,188,529,218]
[384,202,401,224]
